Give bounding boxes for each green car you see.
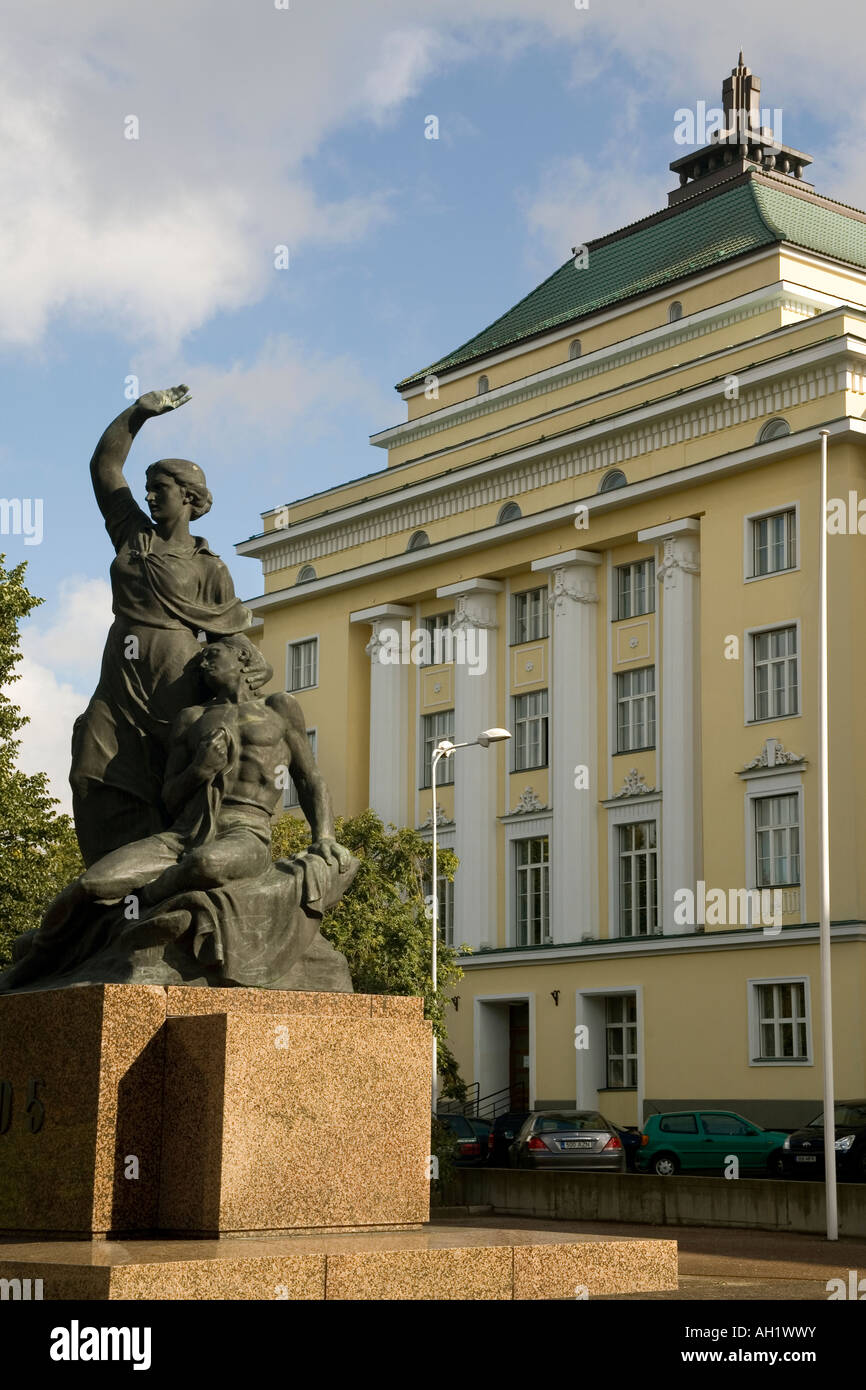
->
[637,1110,789,1177]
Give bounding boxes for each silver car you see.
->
[509,1111,626,1172]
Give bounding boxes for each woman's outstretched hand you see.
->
[137,384,192,418]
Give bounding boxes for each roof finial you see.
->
[738,50,745,66]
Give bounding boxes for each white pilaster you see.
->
[533,550,602,940]
[637,519,702,934]
[437,578,502,951]
[350,603,412,827]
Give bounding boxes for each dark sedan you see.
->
[436,1112,487,1166]
[509,1110,625,1172]
[487,1111,532,1167]
[782,1100,866,1181]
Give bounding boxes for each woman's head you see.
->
[145,458,212,522]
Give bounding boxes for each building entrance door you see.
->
[508,1002,529,1109]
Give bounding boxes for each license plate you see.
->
[561,1139,594,1149]
[796,1155,817,1163]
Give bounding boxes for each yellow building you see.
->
[237,57,866,1135]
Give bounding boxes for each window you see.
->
[497,501,522,524]
[668,301,683,322]
[287,637,317,691]
[421,709,455,787]
[659,1113,698,1134]
[618,821,658,936]
[477,374,489,394]
[750,509,796,577]
[599,468,627,492]
[615,559,655,619]
[752,626,798,720]
[296,565,316,584]
[513,690,549,770]
[701,1114,757,1136]
[283,729,317,809]
[420,611,455,666]
[512,587,548,644]
[407,529,429,551]
[616,667,655,751]
[757,417,790,443]
[423,874,455,946]
[755,981,808,1059]
[568,338,582,360]
[605,996,637,1088]
[515,837,550,945]
[755,794,800,887]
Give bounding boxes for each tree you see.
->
[272,808,467,1097]
[0,556,83,966]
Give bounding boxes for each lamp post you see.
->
[430,727,511,1115]
[818,428,838,1241]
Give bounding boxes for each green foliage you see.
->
[0,556,84,966]
[272,808,467,1097]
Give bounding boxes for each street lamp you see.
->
[430,727,511,1115]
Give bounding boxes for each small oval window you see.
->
[477,374,489,395]
[599,469,627,493]
[407,530,430,551]
[668,301,683,322]
[296,565,316,584]
[757,417,791,443]
[497,502,522,524]
[568,338,582,361]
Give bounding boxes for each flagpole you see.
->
[818,428,837,1241]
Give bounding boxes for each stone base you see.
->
[0,1223,678,1300]
[0,984,430,1237]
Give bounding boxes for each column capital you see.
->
[350,605,413,663]
[638,520,701,590]
[436,579,501,632]
[531,548,602,574]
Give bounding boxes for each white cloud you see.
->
[15,577,113,810]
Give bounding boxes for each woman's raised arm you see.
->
[89,385,191,518]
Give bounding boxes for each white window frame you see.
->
[614,559,656,620]
[744,501,800,583]
[615,665,656,752]
[747,975,813,1067]
[513,835,550,947]
[285,634,319,692]
[420,708,455,788]
[606,798,661,940]
[616,819,659,938]
[743,772,805,924]
[503,812,552,946]
[283,728,317,809]
[420,611,456,666]
[604,993,639,1089]
[575,986,645,1122]
[744,619,801,724]
[512,689,549,771]
[511,587,549,645]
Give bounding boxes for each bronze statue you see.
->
[0,392,357,995]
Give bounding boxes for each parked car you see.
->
[509,1111,625,1172]
[465,1115,493,1151]
[486,1111,532,1167]
[637,1110,788,1176]
[781,1100,866,1182]
[435,1112,486,1166]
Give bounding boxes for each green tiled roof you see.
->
[398,176,866,389]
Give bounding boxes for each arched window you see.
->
[477,374,489,395]
[407,530,430,551]
[568,338,582,361]
[599,469,627,493]
[668,301,683,322]
[757,417,791,443]
[296,564,316,584]
[497,501,522,524]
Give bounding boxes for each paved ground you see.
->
[435,1210,866,1300]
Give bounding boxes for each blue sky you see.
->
[2,0,863,804]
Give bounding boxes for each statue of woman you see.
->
[70,385,251,865]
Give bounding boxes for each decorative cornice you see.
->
[614,768,658,798]
[739,737,806,775]
[248,347,864,577]
[419,805,454,830]
[511,787,549,814]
